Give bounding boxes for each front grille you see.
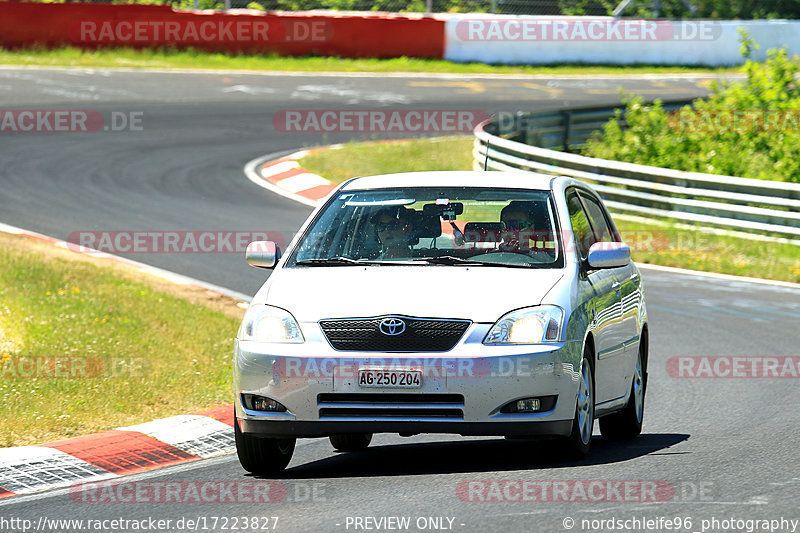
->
[318,393,464,419]
[319,316,470,352]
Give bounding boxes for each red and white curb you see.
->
[244,149,338,208]
[0,223,251,499]
[0,407,233,499]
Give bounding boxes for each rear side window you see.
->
[578,192,616,243]
[566,190,593,259]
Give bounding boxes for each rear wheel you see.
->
[330,433,372,452]
[600,339,647,440]
[234,421,295,474]
[562,350,595,458]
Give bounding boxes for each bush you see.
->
[583,33,800,183]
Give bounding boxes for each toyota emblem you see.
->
[378,318,406,336]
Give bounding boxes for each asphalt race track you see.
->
[1,67,799,532]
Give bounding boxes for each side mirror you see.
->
[246,241,281,269]
[587,242,630,269]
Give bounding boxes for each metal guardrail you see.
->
[473,101,800,241]
[489,100,694,152]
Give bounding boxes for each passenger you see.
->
[500,200,538,252]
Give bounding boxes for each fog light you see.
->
[254,398,281,411]
[516,398,541,412]
[499,395,557,414]
[242,394,287,412]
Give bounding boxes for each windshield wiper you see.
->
[412,255,542,268]
[295,257,366,266]
[412,255,493,266]
[296,257,410,266]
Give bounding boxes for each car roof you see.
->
[340,171,558,191]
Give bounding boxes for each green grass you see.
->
[0,46,743,75]
[0,232,243,447]
[616,219,800,283]
[300,136,474,184]
[297,137,800,283]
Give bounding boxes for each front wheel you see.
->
[600,340,646,441]
[562,352,595,458]
[234,421,295,474]
[330,433,372,452]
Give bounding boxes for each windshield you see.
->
[289,187,563,268]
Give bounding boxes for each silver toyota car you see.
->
[234,171,648,473]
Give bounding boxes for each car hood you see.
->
[253,266,564,323]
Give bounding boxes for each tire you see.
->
[562,349,595,458]
[330,433,372,452]
[600,338,647,441]
[234,421,295,474]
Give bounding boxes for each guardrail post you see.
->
[561,111,573,152]
[517,112,528,144]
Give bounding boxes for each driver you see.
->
[371,206,417,259]
[500,201,537,252]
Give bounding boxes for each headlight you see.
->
[239,305,304,343]
[483,305,564,344]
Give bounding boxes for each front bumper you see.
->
[238,419,573,438]
[234,323,583,438]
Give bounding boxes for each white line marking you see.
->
[0,221,252,302]
[0,65,741,81]
[260,160,299,178]
[277,172,330,193]
[243,155,320,208]
[636,263,800,290]
[222,84,277,95]
[0,447,117,495]
[0,437,326,506]
[0,453,234,507]
[613,213,800,246]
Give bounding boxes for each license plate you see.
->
[358,369,422,388]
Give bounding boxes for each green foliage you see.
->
[557,0,616,16]
[16,0,800,16]
[583,39,800,183]
[617,0,800,19]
